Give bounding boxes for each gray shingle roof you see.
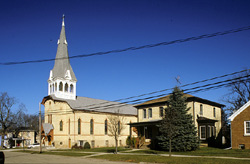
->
[51,22,77,81]
[45,95,137,116]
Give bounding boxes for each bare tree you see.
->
[107,112,126,154]
[0,92,22,148]
[224,70,250,114]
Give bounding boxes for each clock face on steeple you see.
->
[48,15,77,100]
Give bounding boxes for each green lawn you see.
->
[18,150,93,157]
[93,154,250,164]
[127,147,250,158]
[53,147,131,153]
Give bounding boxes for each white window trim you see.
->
[244,121,250,136]
[200,126,206,140]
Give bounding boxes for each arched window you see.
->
[65,83,68,92]
[59,82,63,91]
[105,119,108,135]
[78,118,81,135]
[90,119,94,135]
[118,121,121,135]
[50,85,52,94]
[60,120,63,131]
[70,84,74,93]
[55,82,57,91]
[52,84,55,92]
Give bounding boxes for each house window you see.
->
[200,126,206,140]
[143,109,146,119]
[60,120,63,131]
[244,121,250,136]
[211,126,215,136]
[78,119,81,135]
[200,104,203,116]
[90,119,94,135]
[105,119,108,135]
[159,107,164,117]
[213,107,216,117]
[148,108,152,118]
[208,126,211,138]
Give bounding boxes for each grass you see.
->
[93,154,250,164]
[127,147,250,158]
[53,147,131,153]
[17,150,93,157]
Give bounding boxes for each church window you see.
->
[50,85,52,94]
[48,114,52,124]
[60,120,63,131]
[105,119,108,135]
[65,83,68,92]
[70,84,74,93]
[59,82,63,91]
[118,121,121,135]
[90,119,94,135]
[55,82,57,91]
[68,119,70,134]
[78,118,81,135]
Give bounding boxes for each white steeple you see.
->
[48,15,77,100]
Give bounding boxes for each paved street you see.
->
[3,150,136,164]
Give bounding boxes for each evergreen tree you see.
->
[157,87,199,154]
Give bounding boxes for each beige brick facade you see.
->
[43,99,137,148]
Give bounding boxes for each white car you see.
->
[27,143,40,149]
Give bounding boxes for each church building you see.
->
[42,16,137,148]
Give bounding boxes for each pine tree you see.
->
[157,86,199,154]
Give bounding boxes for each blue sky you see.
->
[1,0,250,114]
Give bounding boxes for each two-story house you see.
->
[130,94,225,144]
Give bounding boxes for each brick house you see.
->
[228,101,250,149]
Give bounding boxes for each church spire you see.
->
[48,15,77,100]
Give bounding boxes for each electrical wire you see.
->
[1,26,250,65]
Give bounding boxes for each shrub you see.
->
[83,142,91,149]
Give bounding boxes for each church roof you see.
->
[51,16,77,81]
[42,95,137,116]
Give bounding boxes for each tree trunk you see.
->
[115,138,118,154]
[169,138,172,157]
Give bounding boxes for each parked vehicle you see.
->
[27,143,40,149]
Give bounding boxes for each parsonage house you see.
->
[129,94,225,145]
[228,100,250,149]
[41,17,137,149]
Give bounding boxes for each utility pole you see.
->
[39,102,42,153]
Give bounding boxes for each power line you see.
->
[81,69,249,108]
[49,73,250,112]
[39,75,250,115]
[1,25,250,65]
